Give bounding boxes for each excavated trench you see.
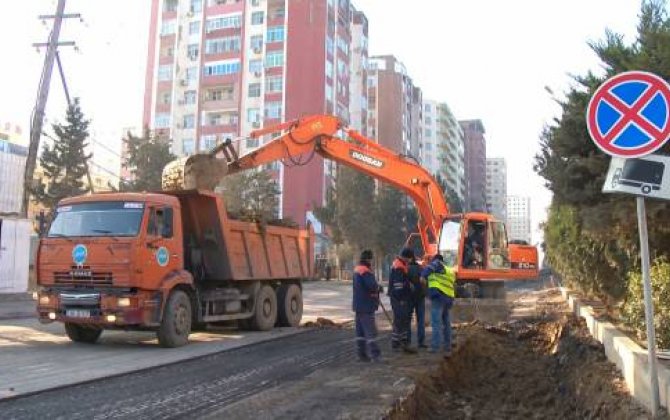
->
[389,315,654,420]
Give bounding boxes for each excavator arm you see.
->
[227,115,449,255]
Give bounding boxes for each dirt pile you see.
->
[302,317,348,329]
[390,315,654,419]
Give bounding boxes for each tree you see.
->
[121,128,176,192]
[374,182,407,259]
[33,98,91,212]
[333,167,377,251]
[218,169,281,221]
[534,0,670,300]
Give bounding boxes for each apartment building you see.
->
[460,119,487,212]
[507,195,531,244]
[143,0,367,225]
[421,100,465,203]
[367,55,422,156]
[485,157,507,221]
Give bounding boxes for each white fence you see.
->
[0,218,31,293]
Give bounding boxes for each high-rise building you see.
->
[421,100,465,204]
[367,55,422,156]
[507,195,531,244]
[0,123,27,215]
[460,119,486,212]
[143,0,367,225]
[485,158,507,221]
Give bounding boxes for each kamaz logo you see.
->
[350,150,384,168]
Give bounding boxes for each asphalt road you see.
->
[0,327,362,420]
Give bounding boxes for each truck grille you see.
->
[54,266,113,286]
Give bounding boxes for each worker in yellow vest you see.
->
[420,254,456,358]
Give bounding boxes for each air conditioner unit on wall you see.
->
[252,121,261,128]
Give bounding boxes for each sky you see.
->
[0,0,647,244]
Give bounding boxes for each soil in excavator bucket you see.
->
[162,153,230,191]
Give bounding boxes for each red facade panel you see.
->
[284,0,328,226]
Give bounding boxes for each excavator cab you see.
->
[438,213,536,282]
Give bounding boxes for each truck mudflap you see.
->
[36,289,164,328]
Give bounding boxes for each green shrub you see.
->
[621,258,670,349]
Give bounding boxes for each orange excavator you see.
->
[163,114,538,297]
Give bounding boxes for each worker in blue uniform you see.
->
[352,249,383,362]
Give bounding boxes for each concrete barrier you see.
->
[560,287,670,411]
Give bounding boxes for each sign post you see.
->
[587,70,670,416]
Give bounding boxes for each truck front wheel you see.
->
[251,285,277,331]
[157,290,192,348]
[277,283,303,327]
[64,323,102,344]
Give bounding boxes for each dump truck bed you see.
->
[170,190,314,282]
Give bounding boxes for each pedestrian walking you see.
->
[353,249,383,362]
[388,248,417,354]
[407,253,427,348]
[420,253,456,358]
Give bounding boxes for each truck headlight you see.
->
[39,296,50,305]
[117,297,131,307]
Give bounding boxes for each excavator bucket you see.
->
[161,140,238,191]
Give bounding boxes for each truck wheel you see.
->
[64,323,102,344]
[251,285,277,331]
[157,290,192,348]
[276,284,303,327]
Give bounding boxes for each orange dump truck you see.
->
[36,190,313,347]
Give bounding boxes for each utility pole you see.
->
[21,0,81,217]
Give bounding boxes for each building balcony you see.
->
[200,123,238,136]
[202,51,242,62]
[200,73,240,87]
[201,98,238,111]
[205,2,244,15]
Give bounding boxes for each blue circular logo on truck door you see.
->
[72,244,88,265]
[156,247,169,267]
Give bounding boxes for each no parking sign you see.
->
[586,70,670,415]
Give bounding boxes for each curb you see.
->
[559,287,670,412]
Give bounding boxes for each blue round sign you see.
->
[72,244,88,265]
[156,247,170,267]
[587,71,670,158]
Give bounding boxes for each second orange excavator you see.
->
[162,114,538,297]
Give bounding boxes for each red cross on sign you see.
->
[586,71,670,158]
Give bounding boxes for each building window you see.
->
[164,0,178,12]
[264,101,282,119]
[250,35,263,51]
[336,37,349,55]
[246,137,259,148]
[325,84,333,102]
[187,44,199,59]
[325,36,334,55]
[265,51,283,68]
[248,82,261,98]
[205,36,241,54]
[251,11,264,25]
[266,75,282,93]
[189,21,201,35]
[250,0,261,6]
[425,116,432,124]
[266,26,284,42]
[186,66,198,82]
[161,20,176,35]
[247,107,261,123]
[183,114,195,129]
[157,64,173,81]
[184,90,197,105]
[190,0,203,13]
[207,113,223,126]
[183,138,195,155]
[203,60,241,76]
[249,59,263,74]
[425,142,432,151]
[154,113,170,128]
[206,14,242,31]
[207,85,234,101]
[201,135,217,150]
[325,60,333,79]
[425,128,432,137]
[160,91,171,105]
[424,103,431,112]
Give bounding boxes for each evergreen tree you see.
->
[374,182,407,258]
[121,128,176,192]
[334,167,377,251]
[33,98,91,211]
[534,0,670,299]
[218,169,281,221]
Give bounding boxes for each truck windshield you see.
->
[48,202,145,238]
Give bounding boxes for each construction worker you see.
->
[421,253,456,358]
[388,248,417,353]
[353,249,383,362]
[408,253,427,348]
